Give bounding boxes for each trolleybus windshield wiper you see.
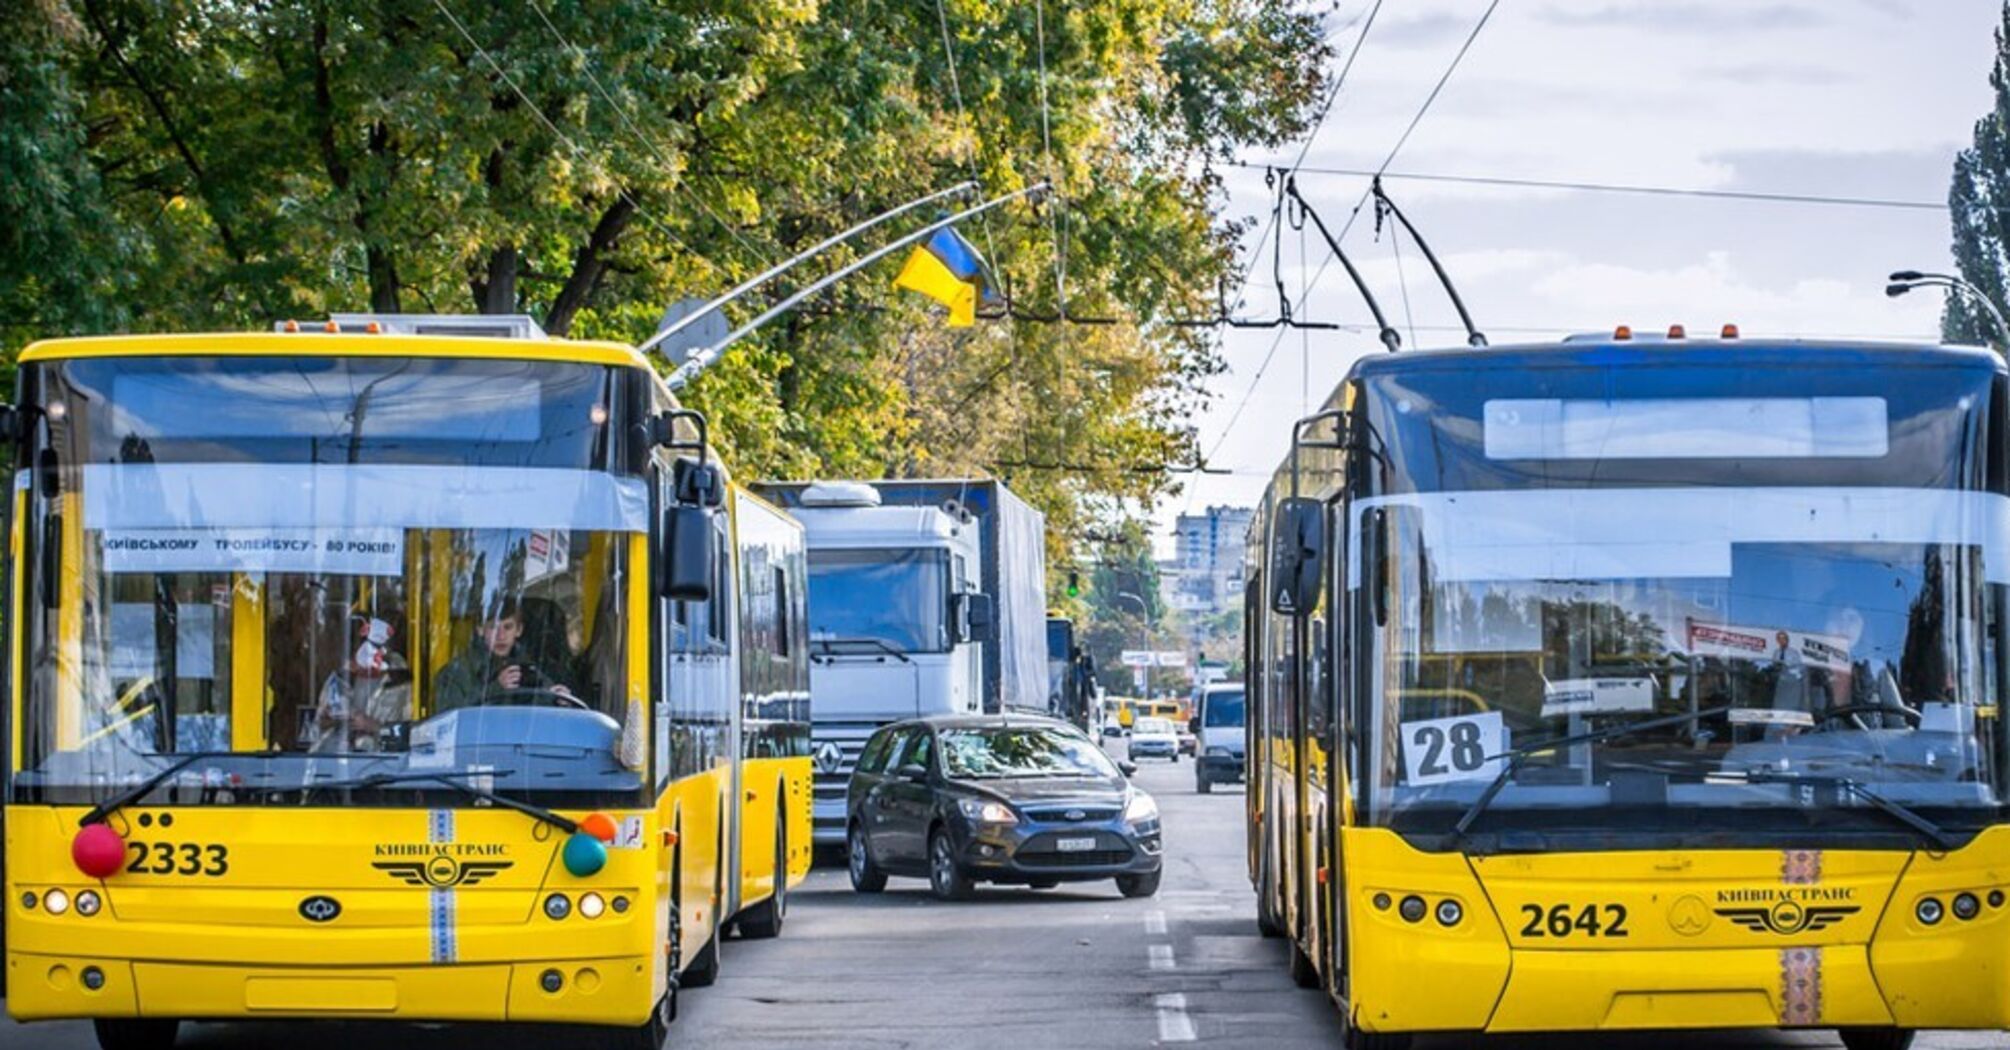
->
[80,750,286,827]
[307,769,581,835]
[1452,706,1734,839]
[812,636,913,663]
[1739,769,1956,852]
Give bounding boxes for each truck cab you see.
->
[1191,682,1246,794]
[789,483,990,845]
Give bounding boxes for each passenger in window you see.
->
[308,618,413,752]
[433,598,578,711]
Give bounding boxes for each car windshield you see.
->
[939,727,1119,779]
[1353,360,2010,845]
[1136,718,1174,736]
[12,355,648,808]
[1204,691,1246,727]
[807,548,949,653]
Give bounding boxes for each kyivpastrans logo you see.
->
[1667,894,1712,936]
[298,895,342,923]
[372,842,513,888]
[1713,886,1859,936]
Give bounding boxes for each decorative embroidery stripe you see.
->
[429,808,454,845]
[1780,946,1822,1025]
[429,809,456,964]
[1781,849,1821,884]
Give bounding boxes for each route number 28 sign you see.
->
[1400,711,1508,786]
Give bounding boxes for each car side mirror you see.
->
[1268,496,1326,616]
[1188,716,1200,735]
[1117,759,1138,778]
[659,505,714,601]
[952,592,996,644]
[895,763,928,783]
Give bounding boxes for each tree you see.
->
[4,0,1333,565]
[1947,2,2010,345]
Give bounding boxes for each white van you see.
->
[1192,684,1246,793]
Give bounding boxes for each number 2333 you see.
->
[125,841,229,876]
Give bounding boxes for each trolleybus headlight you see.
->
[580,893,606,920]
[1435,899,1463,927]
[1953,893,1980,921]
[1399,895,1426,923]
[1917,897,1945,925]
[544,893,572,920]
[75,890,102,917]
[44,889,70,915]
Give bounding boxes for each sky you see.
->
[1159,0,2004,551]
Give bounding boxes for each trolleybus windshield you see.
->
[12,355,650,808]
[1352,356,2010,848]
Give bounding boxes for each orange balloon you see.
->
[579,812,619,843]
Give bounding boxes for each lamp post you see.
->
[1887,269,2010,352]
[1117,591,1150,704]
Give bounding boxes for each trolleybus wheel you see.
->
[92,1018,180,1050]
[737,810,788,939]
[848,822,887,893]
[598,991,672,1050]
[681,926,722,989]
[928,828,975,901]
[1838,1029,1916,1050]
[1343,1021,1411,1050]
[1255,845,1284,938]
[1289,939,1321,989]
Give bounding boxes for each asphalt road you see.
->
[5,747,2008,1049]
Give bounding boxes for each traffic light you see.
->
[1066,570,1080,597]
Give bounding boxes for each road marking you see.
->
[1145,910,1167,935]
[1155,993,1197,1042]
[1148,944,1176,971]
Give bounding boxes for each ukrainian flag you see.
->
[893,226,992,327]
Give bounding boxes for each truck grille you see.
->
[810,723,885,801]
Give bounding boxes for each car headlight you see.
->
[1124,791,1159,826]
[957,798,1018,824]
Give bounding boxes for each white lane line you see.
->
[1155,993,1198,1042]
[1148,943,1176,971]
[1144,910,1167,936]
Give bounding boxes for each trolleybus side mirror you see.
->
[660,505,715,601]
[1268,497,1325,617]
[672,457,724,508]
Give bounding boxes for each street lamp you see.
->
[1116,591,1150,703]
[1887,270,2010,351]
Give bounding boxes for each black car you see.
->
[844,714,1164,900]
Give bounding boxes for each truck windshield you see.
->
[807,548,950,653]
[1203,691,1245,727]
[12,355,647,808]
[1354,359,2010,848]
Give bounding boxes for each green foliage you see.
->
[3,0,1330,557]
[1947,3,2010,346]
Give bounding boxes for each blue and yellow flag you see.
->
[893,226,992,327]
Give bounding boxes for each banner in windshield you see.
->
[101,527,404,575]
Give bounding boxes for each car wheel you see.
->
[93,1019,180,1050]
[848,823,887,894]
[1116,868,1162,898]
[928,829,974,901]
[1838,1030,1916,1050]
[1028,878,1060,890]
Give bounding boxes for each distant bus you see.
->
[4,322,811,1049]
[1249,333,2010,1048]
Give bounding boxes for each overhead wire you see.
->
[1231,162,1949,212]
[932,0,1004,281]
[524,0,768,263]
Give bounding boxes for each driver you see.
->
[308,617,413,752]
[433,598,577,711]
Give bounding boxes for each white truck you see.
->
[754,479,1049,846]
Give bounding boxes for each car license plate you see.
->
[1056,837,1097,853]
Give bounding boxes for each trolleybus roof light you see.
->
[282,320,301,332]
[1667,324,1686,339]
[1721,324,1740,339]
[1613,325,1633,341]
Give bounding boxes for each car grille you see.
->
[1023,807,1120,824]
[1014,832,1135,869]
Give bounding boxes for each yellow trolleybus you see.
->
[1249,332,2010,1050]
[3,317,811,1049]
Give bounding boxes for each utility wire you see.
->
[1232,162,1949,212]
[428,0,697,257]
[1032,0,1068,316]
[932,0,1004,280]
[524,0,767,262]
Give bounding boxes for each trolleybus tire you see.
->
[928,828,976,901]
[681,928,722,989]
[92,1018,180,1050]
[1256,847,1284,938]
[1838,1029,1916,1050]
[1289,939,1321,989]
[848,822,888,893]
[596,992,672,1050]
[737,811,788,940]
[1116,869,1162,898]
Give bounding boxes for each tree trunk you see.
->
[545,198,636,336]
[367,244,401,313]
[472,246,517,314]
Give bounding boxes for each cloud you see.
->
[1696,62,1854,87]
[1375,13,1477,50]
[1538,3,1829,33]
